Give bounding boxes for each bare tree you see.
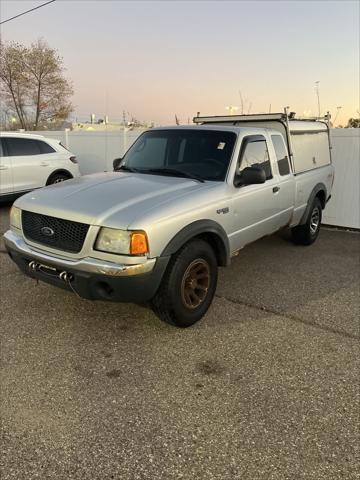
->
[238,90,253,115]
[0,39,73,130]
[0,42,29,129]
[238,90,245,114]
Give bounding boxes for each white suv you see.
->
[0,132,80,200]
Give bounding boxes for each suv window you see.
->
[4,138,55,156]
[271,135,290,175]
[38,140,56,154]
[5,138,41,156]
[239,136,272,180]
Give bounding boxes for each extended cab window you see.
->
[238,136,272,180]
[271,135,290,175]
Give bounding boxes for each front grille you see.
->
[22,210,89,253]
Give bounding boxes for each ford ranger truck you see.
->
[4,113,334,327]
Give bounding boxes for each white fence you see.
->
[322,129,359,229]
[29,128,360,229]
[30,129,145,175]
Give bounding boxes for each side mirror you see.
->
[235,166,266,187]
[113,157,122,170]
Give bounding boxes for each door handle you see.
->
[40,162,50,167]
[0,166,9,170]
[273,186,280,193]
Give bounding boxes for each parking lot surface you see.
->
[0,204,359,480]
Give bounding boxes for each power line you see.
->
[0,0,56,25]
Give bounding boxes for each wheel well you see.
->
[161,220,230,266]
[315,190,326,209]
[46,169,73,185]
[196,232,228,266]
[299,184,327,225]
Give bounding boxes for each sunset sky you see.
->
[1,0,359,126]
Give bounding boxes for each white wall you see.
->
[323,129,359,229]
[29,128,360,229]
[29,129,144,174]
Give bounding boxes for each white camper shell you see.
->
[193,112,332,174]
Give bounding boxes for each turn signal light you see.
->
[130,232,149,255]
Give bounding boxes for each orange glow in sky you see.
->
[1,0,359,126]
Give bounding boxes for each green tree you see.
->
[0,39,73,130]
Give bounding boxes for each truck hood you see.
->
[16,172,217,229]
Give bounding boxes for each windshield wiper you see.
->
[117,165,205,183]
[116,164,140,173]
[142,168,205,183]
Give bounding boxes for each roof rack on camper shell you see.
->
[193,111,331,125]
[193,110,332,173]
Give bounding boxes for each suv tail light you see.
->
[69,156,77,164]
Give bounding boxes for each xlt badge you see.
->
[216,207,229,215]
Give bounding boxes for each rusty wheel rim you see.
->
[310,207,320,235]
[181,259,211,309]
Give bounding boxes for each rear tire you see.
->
[151,239,218,327]
[47,173,71,185]
[292,197,322,245]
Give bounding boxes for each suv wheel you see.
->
[291,197,322,245]
[47,173,71,185]
[151,239,218,327]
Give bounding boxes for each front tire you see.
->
[151,239,218,327]
[292,197,322,245]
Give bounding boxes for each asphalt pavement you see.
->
[0,204,359,480]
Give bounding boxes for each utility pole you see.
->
[238,91,244,114]
[333,106,342,126]
[315,81,321,118]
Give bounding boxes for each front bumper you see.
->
[4,230,169,303]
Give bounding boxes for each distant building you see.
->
[71,120,154,131]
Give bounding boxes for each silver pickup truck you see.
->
[4,113,334,327]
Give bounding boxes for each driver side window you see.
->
[238,137,272,180]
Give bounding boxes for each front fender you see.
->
[161,219,230,266]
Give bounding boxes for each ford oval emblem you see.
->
[41,226,55,237]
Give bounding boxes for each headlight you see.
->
[10,206,21,229]
[95,228,149,255]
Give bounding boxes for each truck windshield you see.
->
[120,129,237,182]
